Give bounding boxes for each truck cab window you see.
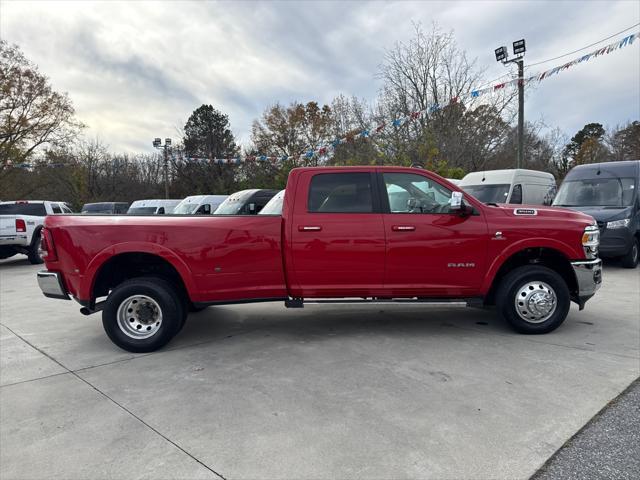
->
[383,173,453,214]
[510,184,523,204]
[51,204,62,214]
[308,173,373,213]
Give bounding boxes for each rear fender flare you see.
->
[82,242,196,301]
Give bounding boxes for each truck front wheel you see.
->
[496,266,570,334]
[102,277,184,352]
[620,237,639,269]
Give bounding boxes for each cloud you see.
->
[1,0,638,153]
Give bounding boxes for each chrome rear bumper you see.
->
[37,271,70,300]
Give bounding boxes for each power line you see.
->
[476,23,639,89]
[526,22,640,68]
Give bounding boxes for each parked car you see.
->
[0,200,72,264]
[446,178,461,186]
[553,160,639,268]
[81,202,129,214]
[214,189,279,215]
[459,169,556,205]
[258,189,285,215]
[37,166,602,353]
[128,199,182,215]
[173,195,228,215]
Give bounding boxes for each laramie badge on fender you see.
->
[448,263,476,268]
[514,208,537,215]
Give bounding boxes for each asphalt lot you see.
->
[1,255,638,480]
[534,378,640,480]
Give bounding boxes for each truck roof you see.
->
[459,169,555,186]
[566,160,639,180]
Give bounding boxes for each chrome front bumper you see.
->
[37,271,70,300]
[571,259,603,304]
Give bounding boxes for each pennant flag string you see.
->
[3,32,637,170]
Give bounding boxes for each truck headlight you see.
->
[606,218,630,229]
[582,225,600,259]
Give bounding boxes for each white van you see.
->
[172,195,228,215]
[127,199,182,215]
[459,169,556,205]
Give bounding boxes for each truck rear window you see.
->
[308,173,373,213]
[0,203,47,216]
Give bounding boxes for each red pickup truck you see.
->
[37,166,603,352]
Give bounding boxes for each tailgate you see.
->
[0,215,17,236]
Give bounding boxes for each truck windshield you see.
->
[461,184,510,203]
[258,191,285,215]
[0,203,47,216]
[82,204,114,213]
[128,207,157,215]
[173,203,199,214]
[214,192,253,214]
[553,178,635,207]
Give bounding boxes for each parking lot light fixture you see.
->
[153,137,172,199]
[495,38,526,169]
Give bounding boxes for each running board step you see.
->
[285,298,482,308]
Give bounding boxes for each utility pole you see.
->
[517,58,524,169]
[153,137,172,199]
[495,39,526,169]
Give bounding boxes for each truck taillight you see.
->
[40,228,58,261]
[15,219,26,232]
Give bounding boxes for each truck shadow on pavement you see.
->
[170,301,589,352]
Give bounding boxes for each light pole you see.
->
[495,39,526,169]
[153,137,171,199]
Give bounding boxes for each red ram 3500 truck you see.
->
[37,167,603,352]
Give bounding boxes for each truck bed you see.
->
[44,214,287,303]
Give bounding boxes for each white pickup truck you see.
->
[0,201,73,264]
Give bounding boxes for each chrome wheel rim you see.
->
[514,281,557,323]
[116,295,162,339]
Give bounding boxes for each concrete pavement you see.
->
[1,255,638,479]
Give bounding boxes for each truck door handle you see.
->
[299,225,322,231]
[392,225,415,231]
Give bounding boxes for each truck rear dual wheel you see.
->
[496,265,571,334]
[102,277,185,353]
[28,233,44,265]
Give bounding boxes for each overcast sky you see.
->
[1,0,639,154]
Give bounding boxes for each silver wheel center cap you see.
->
[116,295,163,339]
[515,281,558,323]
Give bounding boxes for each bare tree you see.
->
[0,41,83,163]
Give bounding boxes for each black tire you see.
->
[0,246,16,260]
[27,232,44,264]
[102,277,184,352]
[496,265,570,334]
[620,237,639,269]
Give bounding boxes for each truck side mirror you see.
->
[450,191,463,210]
[450,191,471,216]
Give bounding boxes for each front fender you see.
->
[80,241,196,301]
[481,237,580,294]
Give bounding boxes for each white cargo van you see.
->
[459,169,556,205]
[127,199,182,215]
[172,195,228,215]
